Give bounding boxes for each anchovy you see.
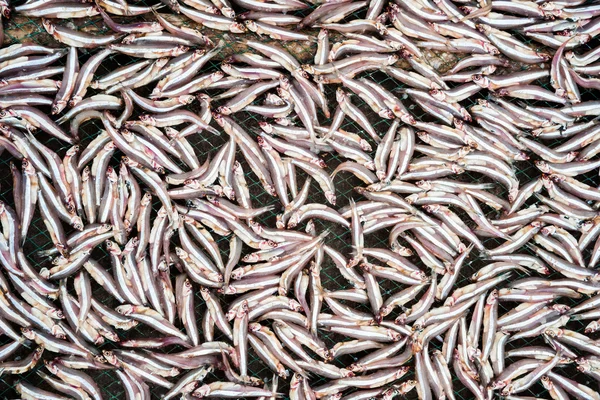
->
[43,19,123,48]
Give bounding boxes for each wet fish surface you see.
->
[2,0,600,399]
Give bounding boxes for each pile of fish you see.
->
[3,0,600,398]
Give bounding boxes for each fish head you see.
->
[540,225,556,236]
[179,95,195,105]
[259,239,278,249]
[71,216,84,231]
[248,322,262,332]
[472,74,490,88]
[398,112,415,125]
[44,360,60,375]
[181,381,199,394]
[222,285,236,295]
[155,58,171,71]
[566,151,578,162]
[552,304,570,314]
[538,52,552,62]
[48,308,64,319]
[487,289,499,304]
[52,101,67,115]
[483,42,499,54]
[379,108,395,120]
[42,19,55,35]
[325,191,336,205]
[0,108,16,119]
[475,23,490,34]
[544,327,562,337]
[115,304,134,316]
[228,22,246,33]
[501,384,515,396]
[21,327,36,340]
[138,114,156,126]
[104,350,121,366]
[121,34,137,45]
[540,376,554,389]
[535,160,550,173]
[216,106,232,115]
[244,20,259,33]
[429,89,446,101]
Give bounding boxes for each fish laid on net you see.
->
[1,0,600,399]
